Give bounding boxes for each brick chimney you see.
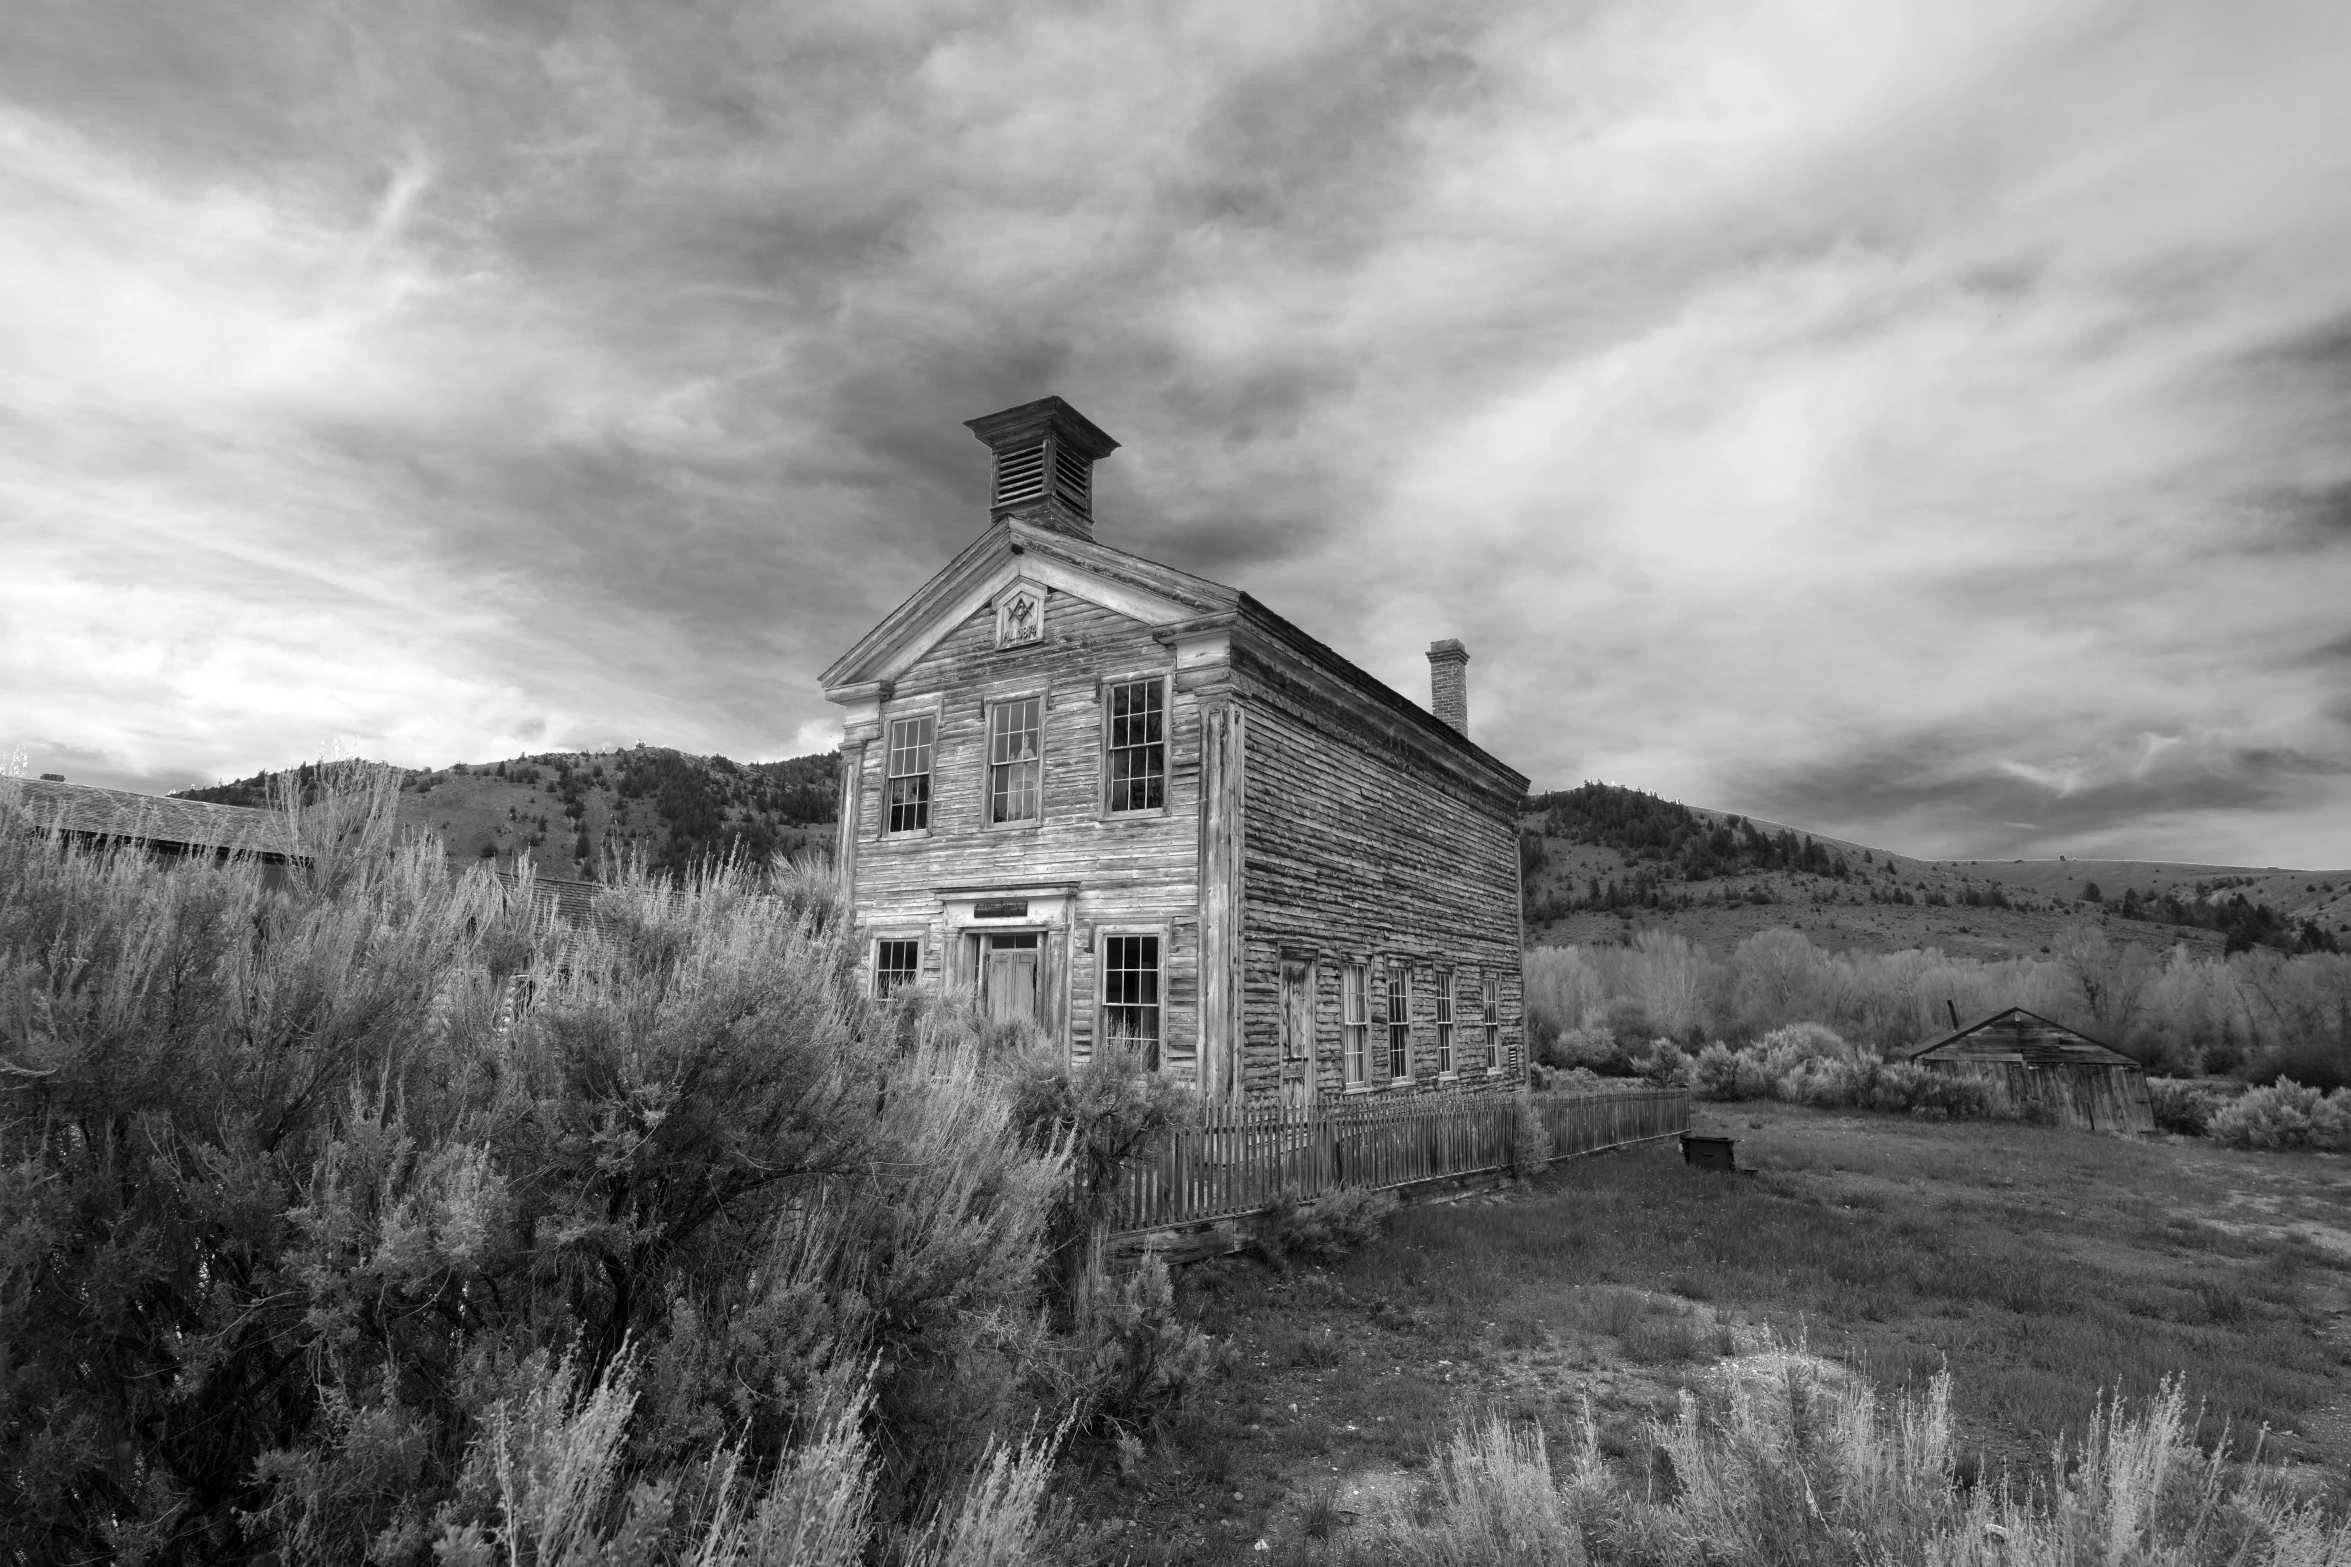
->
[1427,639,1469,735]
[964,396,1120,541]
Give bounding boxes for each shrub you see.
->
[1543,1025,1632,1075]
[1006,1039,1189,1323]
[1680,1031,1999,1122]
[1754,1021,1851,1060]
[1630,1037,1691,1088]
[1041,1253,1223,1442]
[2147,1077,2226,1136]
[2209,1079,2351,1151]
[1248,1184,1399,1269]
[1689,1043,1744,1101]
[0,771,1086,1564]
[1510,1093,1553,1178]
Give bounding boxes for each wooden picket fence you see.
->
[1110,1087,1688,1234]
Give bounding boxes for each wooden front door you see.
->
[983,934,1041,1027]
[1279,955,1317,1112]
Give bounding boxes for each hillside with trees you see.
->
[1521,781,2347,964]
[181,746,838,881]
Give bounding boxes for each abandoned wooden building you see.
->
[820,396,1530,1107]
[7,774,297,877]
[1901,1006,2156,1134]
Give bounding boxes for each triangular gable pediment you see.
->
[820,520,1238,695]
[1904,1006,2137,1066]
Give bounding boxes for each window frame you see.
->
[1483,974,1502,1073]
[1100,673,1170,817]
[1096,927,1166,1071]
[1434,967,1455,1077]
[1341,962,1369,1089]
[983,693,1046,829]
[1383,962,1412,1083]
[871,933,924,996]
[882,712,936,837]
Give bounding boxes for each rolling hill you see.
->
[1520,782,2350,961]
[178,747,838,882]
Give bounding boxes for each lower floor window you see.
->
[1385,963,1411,1080]
[1102,934,1162,1069]
[874,938,920,995]
[1482,974,1501,1069]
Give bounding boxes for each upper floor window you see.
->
[1435,968,1455,1074]
[1341,963,1369,1086]
[1105,679,1165,812]
[885,715,934,833]
[874,938,920,995]
[1102,933,1162,1070]
[1384,963,1411,1082]
[1482,974,1500,1070]
[988,697,1042,823]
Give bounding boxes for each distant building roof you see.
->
[6,776,297,859]
[490,869,620,934]
[1901,1006,2139,1068]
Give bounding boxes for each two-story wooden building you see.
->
[820,397,1529,1107]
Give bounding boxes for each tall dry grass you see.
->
[1371,1348,2348,1567]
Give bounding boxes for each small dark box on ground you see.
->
[1681,1133,1737,1172]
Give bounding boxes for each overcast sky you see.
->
[5,0,2349,867]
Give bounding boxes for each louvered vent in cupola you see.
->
[964,396,1120,540]
[993,442,1048,507]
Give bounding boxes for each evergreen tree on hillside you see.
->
[1523,782,1858,884]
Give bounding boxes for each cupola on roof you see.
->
[963,396,1120,539]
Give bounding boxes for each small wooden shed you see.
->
[1901,1007,2154,1134]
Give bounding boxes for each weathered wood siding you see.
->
[846,588,1205,1074]
[1231,685,1525,1106]
[1920,1061,2156,1134]
[1908,1008,2155,1134]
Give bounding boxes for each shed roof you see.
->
[1901,1006,2140,1068]
[6,776,296,859]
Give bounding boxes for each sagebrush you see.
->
[1373,1350,2349,1566]
[0,769,1193,1565]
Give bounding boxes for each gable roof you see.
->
[822,517,1528,799]
[820,516,1239,692]
[6,776,297,859]
[1901,1006,2140,1068]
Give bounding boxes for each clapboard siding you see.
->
[823,484,1530,1108]
[848,589,1205,1074]
[1232,685,1524,1106]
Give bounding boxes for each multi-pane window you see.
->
[1102,935,1162,1069]
[885,715,934,833]
[1384,963,1411,1081]
[1435,968,1455,1075]
[1341,963,1369,1086]
[1104,679,1166,812]
[874,938,920,996]
[1482,975,1501,1070]
[987,698,1042,823]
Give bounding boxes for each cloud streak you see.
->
[3,0,2349,865]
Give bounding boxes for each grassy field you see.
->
[1085,1103,2351,1562]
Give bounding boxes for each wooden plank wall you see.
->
[851,590,1205,1071]
[1112,1088,1689,1232]
[1230,690,1525,1105]
[1922,1060,2157,1134]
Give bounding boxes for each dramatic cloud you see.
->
[4,0,2349,865]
